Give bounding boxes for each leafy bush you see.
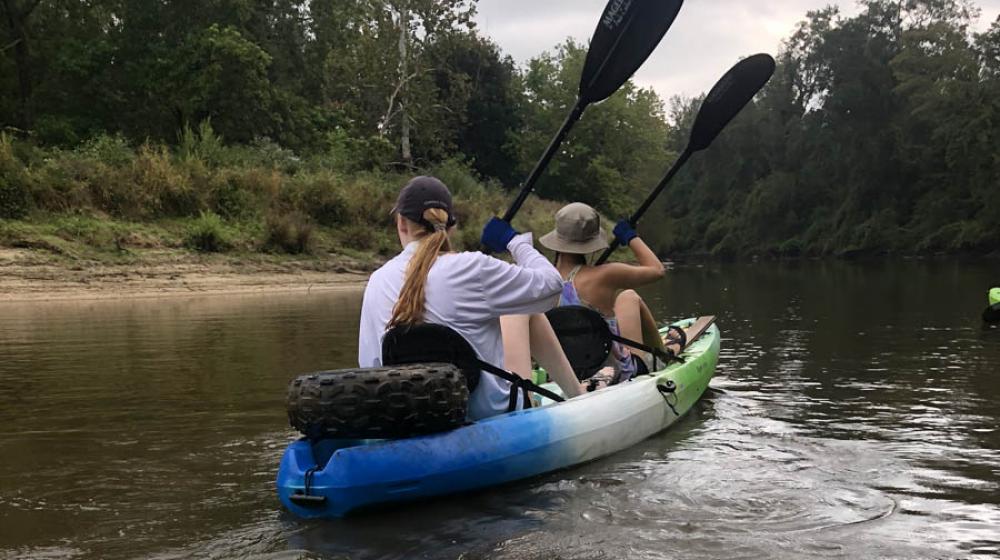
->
[341,172,397,226]
[428,158,484,197]
[177,120,227,167]
[0,135,31,219]
[0,175,30,219]
[33,115,80,146]
[244,138,302,173]
[210,173,258,220]
[337,222,376,251]
[185,211,232,252]
[132,144,201,218]
[264,211,313,254]
[236,137,301,172]
[81,133,135,166]
[322,130,395,172]
[29,156,99,213]
[455,223,481,251]
[296,174,349,226]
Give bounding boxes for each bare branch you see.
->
[377,70,420,136]
[1,37,21,52]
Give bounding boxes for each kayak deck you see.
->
[277,318,720,518]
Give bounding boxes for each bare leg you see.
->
[636,297,666,351]
[614,289,644,344]
[501,314,584,398]
[527,313,584,398]
[614,290,667,355]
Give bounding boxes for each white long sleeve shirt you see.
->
[358,233,563,420]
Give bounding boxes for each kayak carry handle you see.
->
[289,492,327,507]
[657,381,679,416]
[288,465,327,508]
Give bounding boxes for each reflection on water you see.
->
[0,291,363,560]
[1,261,999,559]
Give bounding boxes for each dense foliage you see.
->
[1,0,997,258]
[0,131,569,260]
[646,0,1000,257]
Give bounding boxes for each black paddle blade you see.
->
[689,53,776,151]
[984,303,1000,324]
[580,0,684,104]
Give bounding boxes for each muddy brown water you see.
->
[1,260,998,559]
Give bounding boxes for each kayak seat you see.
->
[545,306,613,380]
[382,323,564,412]
[381,323,483,392]
[546,306,679,381]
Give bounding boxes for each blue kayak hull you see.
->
[277,320,720,518]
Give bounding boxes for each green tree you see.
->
[340,0,477,166]
[0,0,44,131]
[426,31,522,183]
[167,24,274,144]
[644,0,998,257]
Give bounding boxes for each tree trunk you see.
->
[11,28,32,130]
[1,0,40,131]
[398,7,412,167]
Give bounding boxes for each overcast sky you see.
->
[475,0,1000,102]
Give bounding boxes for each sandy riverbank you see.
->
[0,248,370,302]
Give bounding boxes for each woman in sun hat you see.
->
[358,176,584,420]
[540,202,669,383]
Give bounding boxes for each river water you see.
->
[1,260,998,559]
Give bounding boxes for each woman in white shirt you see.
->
[358,176,583,420]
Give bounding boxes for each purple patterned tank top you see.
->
[558,265,637,381]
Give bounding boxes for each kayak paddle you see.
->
[595,53,777,265]
[499,0,685,226]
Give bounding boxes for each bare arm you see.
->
[597,237,665,290]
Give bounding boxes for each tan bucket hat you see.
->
[539,203,609,255]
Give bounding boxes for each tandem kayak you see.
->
[276,318,720,518]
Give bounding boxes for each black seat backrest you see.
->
[545,305,613,380]
[381,323,482,392]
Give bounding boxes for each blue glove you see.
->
[613,219,638,247]
[481,217,518,254]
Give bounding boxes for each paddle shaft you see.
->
[502,99,586,223]
[594,147,693,265]
[490,0,688,234]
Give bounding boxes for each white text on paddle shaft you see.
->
[602,0,633,30]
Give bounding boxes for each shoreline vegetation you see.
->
[2,0,999,296]
[0,130,578,302]
[0,132,576,302]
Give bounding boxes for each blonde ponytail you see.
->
[389,208,453,328]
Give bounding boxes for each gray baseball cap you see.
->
[391,176,457,228]
[539,203,609,254]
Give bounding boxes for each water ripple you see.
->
[3,263,1000,559]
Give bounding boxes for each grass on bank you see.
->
[0,130,571,267]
